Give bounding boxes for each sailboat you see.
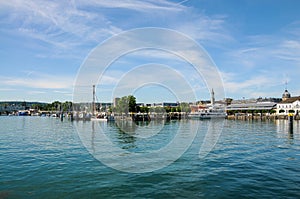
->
[90,85,114,121]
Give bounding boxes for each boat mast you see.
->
[92,85,96,116]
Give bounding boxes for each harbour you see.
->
[0,116,299,198]
[1,0,300,198]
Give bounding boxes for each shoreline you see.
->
[2,113,300,122]
[226,114,300,121]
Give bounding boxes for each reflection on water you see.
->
[1,117,300,198]
[115,120,138,133]
[77,119,200,173]
[275,119,300,141]
[89,120,178,152]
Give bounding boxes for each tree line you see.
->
[113,95,191,115]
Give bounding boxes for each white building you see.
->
[276,89,300,115]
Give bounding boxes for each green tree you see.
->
[139,106,149,113]
[62,101,72,112]
[164,106,171,113]
[128,95,136,113]
[270,109,276,114]
[171,107,177,112]
[179,102,191,113]
[51,101,61,111]
[156,107,165,113]
[31,103,42,110]
[176,106,181,112]
[116,96,129,115]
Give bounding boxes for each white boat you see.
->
[188,88,227,119]
[188,106,226,119]
[91,116,107,121]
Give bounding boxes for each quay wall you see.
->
[227,115,300,120]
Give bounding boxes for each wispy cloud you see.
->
[1,1,300,101]
[1,71,74,89]
[221,71,281,97]
[0,0,122,56]
[77,0,185,12]
[0,0,230,55]
[273,40,300,62]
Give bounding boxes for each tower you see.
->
[282,82,291,101]
[282,89,291,101]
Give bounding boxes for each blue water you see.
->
[0,117,299,198]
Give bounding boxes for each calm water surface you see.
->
[0,117,299,198]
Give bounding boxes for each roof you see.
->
[226,102,276,111]
[279,96,300,104]
[282,89,291,97]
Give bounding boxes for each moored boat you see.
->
[188,109,226,119]
[18,110,30,116]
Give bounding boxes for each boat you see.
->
[188,108,227,119]
[91,117,107,121]
[188,88,227,119]
[18,110,30,116]
[91,114,107,121]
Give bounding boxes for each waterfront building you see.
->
[113,97,120,107]
[96,102,112,112]
[151,102,179,107]
[282,89,291,101]
[276,89,300,115]
[226,101,277,113]
[189,89,226,113]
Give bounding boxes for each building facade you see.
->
[276,97,300,115]
[276,89,300,115]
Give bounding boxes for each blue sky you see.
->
[1,0,300,103]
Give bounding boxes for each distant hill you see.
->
[0,101,49,106]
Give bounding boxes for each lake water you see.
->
[0,117,299,198]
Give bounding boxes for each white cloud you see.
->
[0,0,231,54]
[173,15,233,45]
[1,71,74,89]
[2,1,299,102]
[221,71,285,98]
[273,40,300,62]
[0,0,122,54]
[76,0,185,12]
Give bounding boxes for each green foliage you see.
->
[270,109,276,114]
[171,107,177,112]
[179,102,191,113]
[116,96,129,114]
[51,101,61,111]
[62,101,72,111]
[140,106,149,113]
[115,95,137,114]
[149,106,165,113]
[128,95,136,112]
[164,106,171,113]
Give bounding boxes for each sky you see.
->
[1,0,300,103]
